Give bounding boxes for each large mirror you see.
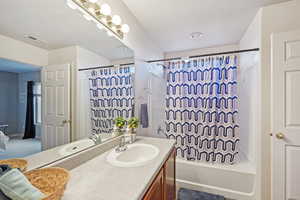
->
[0,0,134,168]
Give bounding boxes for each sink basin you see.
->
[59,139,94,156]
[106,143,159,167]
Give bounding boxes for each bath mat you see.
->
[178,188,225,200]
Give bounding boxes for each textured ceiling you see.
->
[122,0,291,52]
[0,0,133,60]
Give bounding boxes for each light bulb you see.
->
[88,0,98,3]
[100,4,111,16]
[121,24,130,33]
[83,14,92,21]
[66,0,77,9]
[97,24,104,30]
[112,15,122,25]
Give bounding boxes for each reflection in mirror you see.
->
[0,0,134,167]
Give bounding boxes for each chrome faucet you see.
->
[115,136,127,152]
[89,133,101,145]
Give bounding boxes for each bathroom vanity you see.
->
[143,147,176,200]
[31,136,177,200]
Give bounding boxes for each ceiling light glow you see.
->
[88,0,98,3]
[121,24,130,33]
[100,4,111,16]
[112,15,122,25]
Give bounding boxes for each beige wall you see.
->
[164,44,238,58]
[105,0,163,60]
[239,10,262,200]
[0,34,48,67]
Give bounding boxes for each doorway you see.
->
[0,58,42,159]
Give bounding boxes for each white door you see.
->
[271,30,300,200]
[42,64,71,150]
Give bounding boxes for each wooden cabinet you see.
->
[164,148,176,200]
[143,169,164,200]
[143,147,176,200]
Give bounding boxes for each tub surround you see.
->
[50,137,176,200]
[176,159,255,200]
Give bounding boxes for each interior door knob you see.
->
[62,120,71,124]
[276,133,285,139]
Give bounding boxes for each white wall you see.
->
[165,44,238,58]
[238,10,261,164]
[48,46,77,66]
[111,58,134,65]
[259,1,300,200]
[0,34,48,67]
[76,46,111,68]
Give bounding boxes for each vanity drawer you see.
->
[143,147,176,200]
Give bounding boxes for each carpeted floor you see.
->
[0,138,41,159]
[178,188,225,200]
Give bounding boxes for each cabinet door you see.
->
[143,169,164,200]
[164,148,176,200]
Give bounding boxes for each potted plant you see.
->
[113,117,126,136]
[128,117,139,134]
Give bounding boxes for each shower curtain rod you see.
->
[78,48,259,70]
[78,62,135,71]
[146,48,260,63]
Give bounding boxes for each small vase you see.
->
[128,128,137,143]
[112,126,125,137]
[130,133,137,143]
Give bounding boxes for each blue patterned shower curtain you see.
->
[89,66,134,134]
[165,55,239,164]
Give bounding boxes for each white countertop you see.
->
[62,137,175,200]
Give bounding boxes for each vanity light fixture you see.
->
[121,24,130,34]
[88,0,98,3]
[100,4,111,16]
[66,0,130,39]
[112,15,122,25]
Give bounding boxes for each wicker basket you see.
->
[0,158,28,172]
[24,167,70,200]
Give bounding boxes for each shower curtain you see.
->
[165,55,239,164]
[89,66,134,134]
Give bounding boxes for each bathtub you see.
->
[176,158,256,200]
